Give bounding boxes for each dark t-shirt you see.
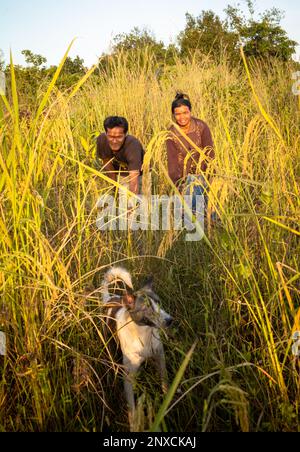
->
[97,134,144,175]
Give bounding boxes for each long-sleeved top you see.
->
[166,117,215,186]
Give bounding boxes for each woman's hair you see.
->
[104,116,129,134]
[171,92,192,114]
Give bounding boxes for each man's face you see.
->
[106,127,126,152]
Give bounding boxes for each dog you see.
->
[101,266,173,428]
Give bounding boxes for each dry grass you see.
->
[0,46,299,432]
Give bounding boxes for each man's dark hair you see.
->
[104,116,129,134]
[171,92,192,114]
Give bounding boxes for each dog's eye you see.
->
[141,317,156,327]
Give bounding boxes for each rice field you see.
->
[0,45,299,432]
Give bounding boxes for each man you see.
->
[97,116,144,195]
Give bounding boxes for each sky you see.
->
[1,0,299,67]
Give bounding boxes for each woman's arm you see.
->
[201,124,215,173]
[166,139,182,185]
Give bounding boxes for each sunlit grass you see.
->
[0,44,299,432]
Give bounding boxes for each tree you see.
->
[178,10,239,61]
[58,55,86,87]
[107,27,178,66]
[62,55,85,75]
[6,50,49,106]
[112,27,165,57]
[21,50,47,68]
[225,2,298,61]
[4,50,87,108]
[177,3,297,63]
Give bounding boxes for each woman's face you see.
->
[173,105,192,128]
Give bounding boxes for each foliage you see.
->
[178,10,238,62]
[3,52,87,109]
[98,27,179,72]
[0,42,299,432]
[178,2,298,63]
[21,49,47,68]
[1,2,298,104]
[225,1,298,61]
[112,27,165,56]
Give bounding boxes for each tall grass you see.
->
[0,46,299,432]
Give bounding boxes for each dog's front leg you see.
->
[123,359,139,431]
[154,345,168,394]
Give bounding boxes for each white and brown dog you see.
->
[102,267,173,427]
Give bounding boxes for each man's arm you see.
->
[102,159,117,182]
[128,171,140,195]
[97,135,117,182]
[126,142,143,194]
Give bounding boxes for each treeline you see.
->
[0,1,299,108]
[107,3,298,66]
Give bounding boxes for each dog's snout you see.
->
[165,317,173,327]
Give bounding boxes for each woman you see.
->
[167,93,215,187]
[166,92,215,214]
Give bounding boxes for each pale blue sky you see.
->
[1,0,299,67]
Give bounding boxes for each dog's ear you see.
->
[123,292,136,309]
[142,275,154,291]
